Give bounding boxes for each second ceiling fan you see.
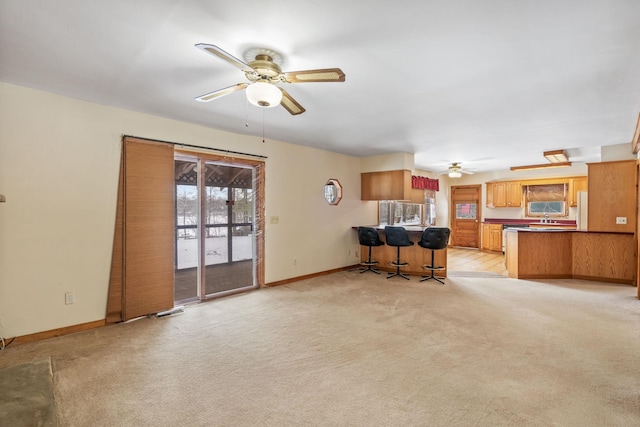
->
[194,44,345,115]
[439,163,476,178]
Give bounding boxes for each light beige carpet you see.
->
[1,272,639,426]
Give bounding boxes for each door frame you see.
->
[176,149,265,297]
[450,184,482,248]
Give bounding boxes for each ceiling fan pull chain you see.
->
[245,97,249,128]
[262,108,265,143]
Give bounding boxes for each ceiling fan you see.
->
[194,44,345,115]
[439,163,475,178]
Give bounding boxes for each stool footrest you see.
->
[390,261,409,267]
[422,265,445,270]
[361,260,379,266]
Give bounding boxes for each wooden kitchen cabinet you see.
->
[506,182,522,207]
[361,170,424,203]
[587,160,636,233]
[482,223,502,251]
[568,176,587,207]
[490,224,502,251]
[486,183,494,208]
[481,223,491,249]
[486,182,506,207]
[486,181,520,207]
[493,182,507,207]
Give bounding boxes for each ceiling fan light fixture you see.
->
[544,150,568,163]
[246,82,282,108]
[448,171,462,178]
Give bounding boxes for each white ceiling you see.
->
[1,0,639,173]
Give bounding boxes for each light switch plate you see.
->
[616,217,627,224]
[65,292,75,305]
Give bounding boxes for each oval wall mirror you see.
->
[324,179,342,205]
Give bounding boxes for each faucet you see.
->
[542,213,549,223]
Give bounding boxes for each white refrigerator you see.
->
[576,191,588,231]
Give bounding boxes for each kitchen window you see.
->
[424,189,436,226]
[525,184,567,217]
[379,201,423,226]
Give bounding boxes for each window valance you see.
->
[412,175,439,191]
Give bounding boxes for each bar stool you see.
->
[384,226,414,280]
[357,227,385,274]
[418,227,450,284]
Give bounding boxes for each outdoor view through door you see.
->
[175,157,256,302]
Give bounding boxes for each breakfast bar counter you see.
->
[354,226,447,277]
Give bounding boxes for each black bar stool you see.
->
[418,227,450,284]
[357,227,385,274]
[384,226,414,280]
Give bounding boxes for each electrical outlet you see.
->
[616,217,627,225]
[270,216,279,224]
[0,313,4,329]
[65,292,75,305]
[354,249,359,258]
[293,258,297,265]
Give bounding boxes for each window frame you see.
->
[524,183,568,218]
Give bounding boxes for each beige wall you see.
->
[0,82,376,337]
[360,153,415,172]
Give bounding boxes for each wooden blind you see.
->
[526,184,566,202]
[106,156,125,323]
[107,137,175,322]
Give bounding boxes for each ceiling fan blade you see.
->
[460,170,475,175]
[195,44,256,74]
[195,83,248,102]
[283,68,345,83]
[279,88,306,115]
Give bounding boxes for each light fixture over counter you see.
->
[511,149,571,171]
[510,162,572,171]
[544,150,569,163]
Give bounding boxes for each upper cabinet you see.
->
[587,160,636,233]
[507,182,522,207]
[568,176,588,207]
[486,181,521,207]
[487,177,587,209]
[361,170,424,203]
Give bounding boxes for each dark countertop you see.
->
[503,228,573,233]
[483,218,576,226]
[353,225,429,232]
[503,228,633,235]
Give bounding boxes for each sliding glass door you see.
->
[175,157,256,303]
[202,162,254,296]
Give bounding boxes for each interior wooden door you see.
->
[450,185,481,248]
